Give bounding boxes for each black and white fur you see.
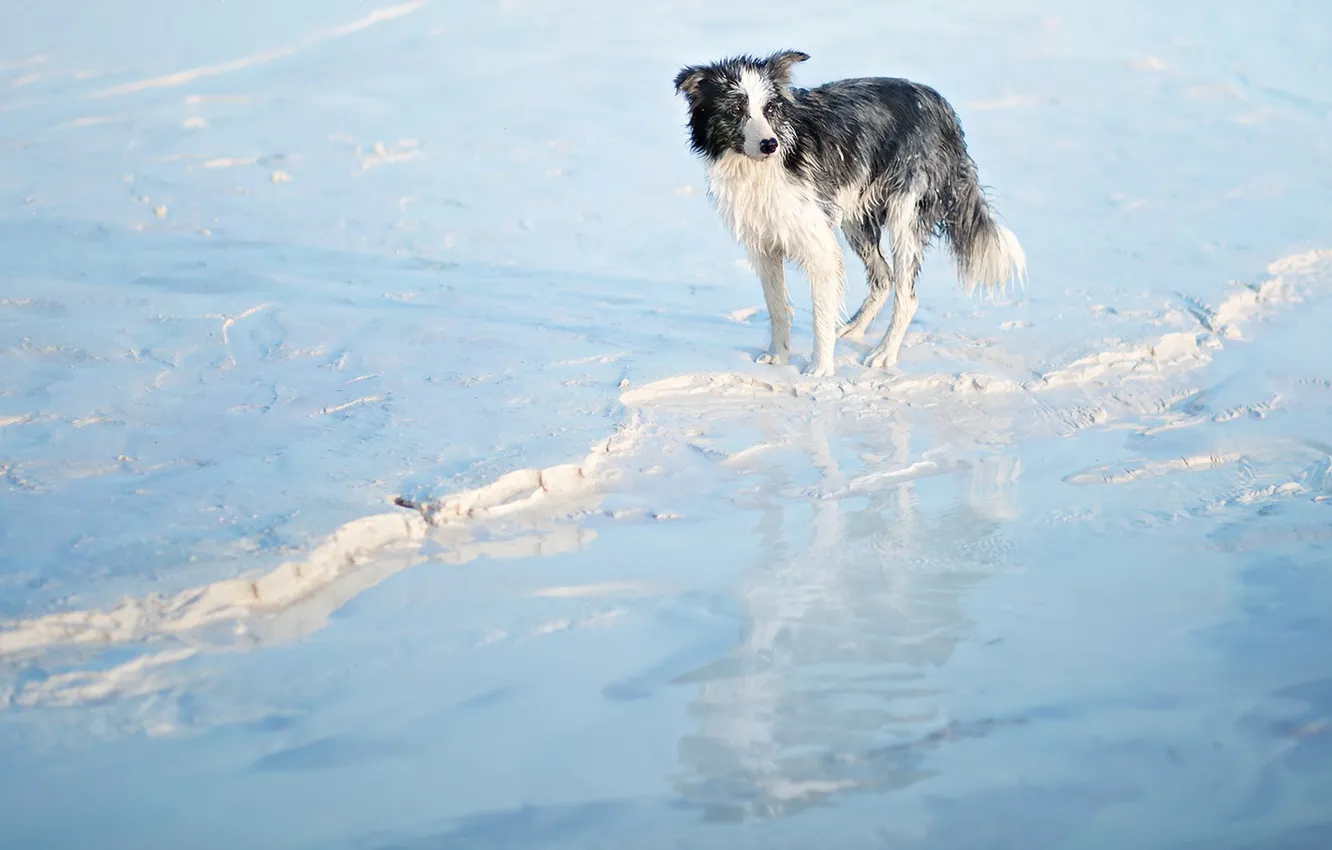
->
[674,51,1026,377]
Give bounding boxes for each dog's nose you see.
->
[759,137,779,155]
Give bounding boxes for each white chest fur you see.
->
[706,152,827,257]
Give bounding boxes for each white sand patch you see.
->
[1131,55,1171,72]
[88,1,430,98]
[1065,452,1244,485]
[1035,251,1328,389]
[359,141,420,171]
[5,648,198,710]
[203,156,257,169]
[531,581,661,599]
[69,116,122,127]
[184,94,250,104]
[0,512,426,657]
[313,395,384,416]
[0,422,641,663]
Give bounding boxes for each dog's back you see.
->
[788,76,1023,293]
[786,79,965,215]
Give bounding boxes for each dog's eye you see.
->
[763,102,778,118]
[731,102,746,116]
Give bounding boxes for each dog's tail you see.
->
[944,159,1026,296]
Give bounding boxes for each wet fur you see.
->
[674,51,1026,376]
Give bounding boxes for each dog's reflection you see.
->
[673,412,1021,821]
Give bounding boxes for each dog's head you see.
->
[673,51,808,162]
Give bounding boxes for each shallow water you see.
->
[3,1,1332,848]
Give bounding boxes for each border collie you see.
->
[674,51,1025,377]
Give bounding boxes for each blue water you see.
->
[3,1,1332,848]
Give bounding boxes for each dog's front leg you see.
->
[795,225,844,378]
[749,246,792,366]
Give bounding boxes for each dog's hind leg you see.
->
[749,245,792,365]
[864,206,927,370]
[838,215,893,341]
[864,268,918,370]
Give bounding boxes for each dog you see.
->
[673,51,1025,377]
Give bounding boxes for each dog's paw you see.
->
[756,350,789,366]
[863,348,899,370]
[802,359,836,378]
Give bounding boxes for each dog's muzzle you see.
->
[758,137,779,156]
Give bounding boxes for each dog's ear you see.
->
[765,50,810,85]
[674,66,707,100]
